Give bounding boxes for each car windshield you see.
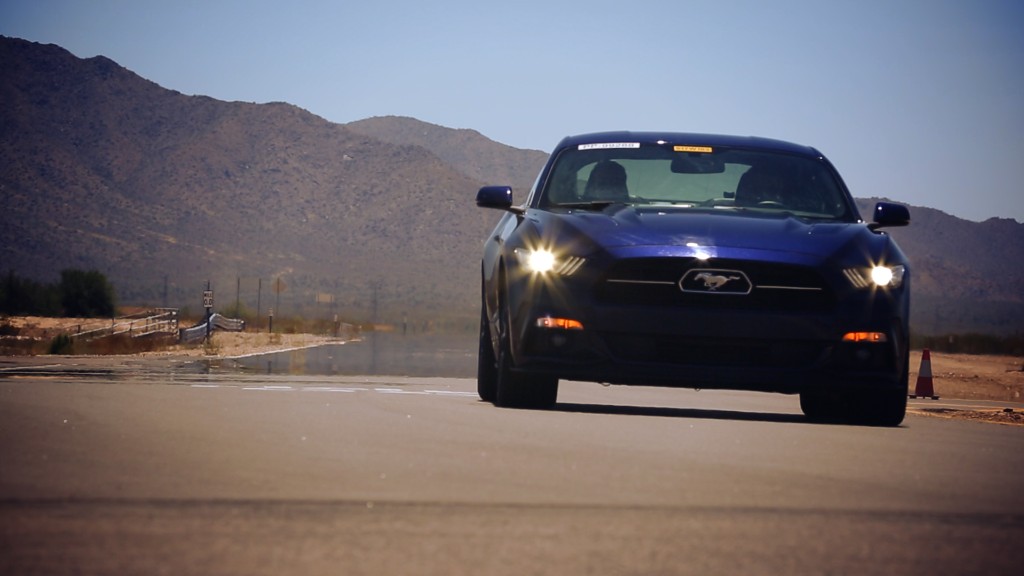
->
[539,143,854,220]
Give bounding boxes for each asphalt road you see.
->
[2,360,1023,575]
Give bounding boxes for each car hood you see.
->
[544,206,868,260]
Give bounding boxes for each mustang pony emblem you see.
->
[694,272,741,291]
[679,269,751,294]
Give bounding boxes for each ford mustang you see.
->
[476,131,911,426]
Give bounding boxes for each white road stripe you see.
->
[194,384,474,397]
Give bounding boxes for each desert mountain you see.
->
[1,36,1021,334]
[856,199,1024,335]
[0,36,499,325]
[346,116,548,195]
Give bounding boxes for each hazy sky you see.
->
[2,0,1022,222]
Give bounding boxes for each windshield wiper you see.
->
[553,201,622,211]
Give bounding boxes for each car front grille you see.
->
[601,333,827,368]
[595,257,835,311]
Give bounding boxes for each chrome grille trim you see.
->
[606,279,676,285]
[756,285,823,291]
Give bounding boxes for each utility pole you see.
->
[271,277,286,333]
[274,277,282,328]
[372,281,380,325]
[256,278,262,334]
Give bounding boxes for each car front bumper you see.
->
[511,297,909,394]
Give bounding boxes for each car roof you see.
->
[556,131,823,158]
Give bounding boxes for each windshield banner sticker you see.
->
[674,145,713,153]
[578,142,640,150]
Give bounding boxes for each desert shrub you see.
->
[48,334,74,354]
[913,332,1024,356]
[59,269,116,317]
[1,270,60,315]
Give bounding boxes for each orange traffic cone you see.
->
[909,348,939,400]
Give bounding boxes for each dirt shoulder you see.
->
[142,331,344,359]
[1,315,346,359]
[908,350,1023,426]
[910,350,1024,403]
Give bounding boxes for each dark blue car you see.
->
[476,132,911,426]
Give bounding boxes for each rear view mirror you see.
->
[869,201,910,230]
[670,155,725,174]
[476,186,512,209]
[476,186,524,215]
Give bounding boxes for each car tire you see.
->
[799,390,843,423]
[854,388,907,427]
[494,291,558,409]
[801,379,907,427]
[854,358,909,427]
[477,304,498,403]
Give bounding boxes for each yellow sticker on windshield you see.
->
[674,145,713,153]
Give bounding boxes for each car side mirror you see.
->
[869,201,910,230]
[476,186,523,214]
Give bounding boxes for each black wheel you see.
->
[852,356,909,427]
[853,388,907,427]
[494,291,558,409]
[801,384,907,427]
[477,304,497,403]
[800,389,844,423]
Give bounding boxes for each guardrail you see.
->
[179,313,246,344]
[68,308,180,341]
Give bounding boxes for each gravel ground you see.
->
[907,350,1023,426]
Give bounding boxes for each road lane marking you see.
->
[191,383,476,398]
[425,390,477,397]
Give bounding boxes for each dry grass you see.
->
[0,315,343,358]
[910,350,1024,403]
[908,350,1024,426]
[151,331,342,358]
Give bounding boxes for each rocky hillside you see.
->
[856,199,1024,334]
[346,116,548,195]
[0,36,500,324]
[1,36,1021,334]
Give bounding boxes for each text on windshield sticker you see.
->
[578,143,641,150]
[674,145,714,153]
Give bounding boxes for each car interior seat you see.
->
[583,160,629,201]
[735,165,790,207]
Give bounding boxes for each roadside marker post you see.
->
[203,283,214,341]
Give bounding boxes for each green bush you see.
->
[1,269,116,318]
[60,269,116,317]
[1,270,60,315]
[48,334,74,355]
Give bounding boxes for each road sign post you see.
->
[203,286,214,340]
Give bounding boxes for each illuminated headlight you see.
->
[515,249,585,276]
[871,264,905,288]
[844,265,905,289]
[524,249,556,273]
